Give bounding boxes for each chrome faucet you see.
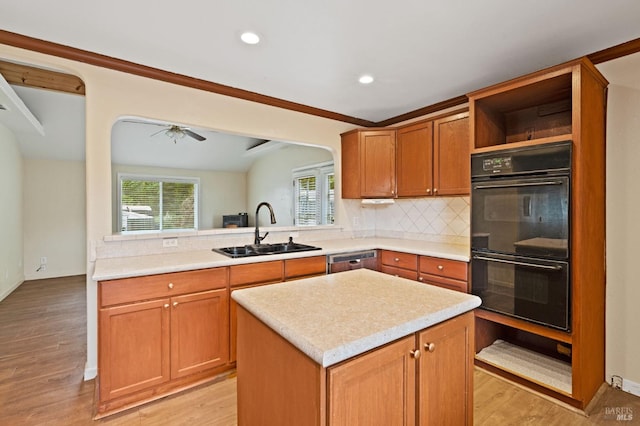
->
[254,202,277,245]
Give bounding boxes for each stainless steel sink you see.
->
[212,242,321,258]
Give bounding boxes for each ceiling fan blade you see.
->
[183,128,206,141]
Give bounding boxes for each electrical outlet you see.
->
[162,238,178,248]
[525,128,535,140]
[40,256,47,265]
[612,375,623,389]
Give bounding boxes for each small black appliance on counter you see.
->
[223,213,249,228]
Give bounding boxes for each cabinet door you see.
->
[99,299,170,401]
[284,255,327,280]
[341,130,361,199]
[417,312,474,426]
[328,336,417,426]
[170,289,229,379]
[360,130,396,198]
[397,121,433,197]
[433,112,470,196]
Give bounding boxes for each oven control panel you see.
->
[482,157,512,173]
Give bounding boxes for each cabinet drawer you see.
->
[418,274,468,293]
[100,268,228,307]
[285,256,327,280]
[230,261,283,287]
[381,250,418,270]
[419,256,467,281]
[380,265,418,281]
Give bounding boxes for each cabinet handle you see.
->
[163,303,169,309]
[410,349,421,359]
[426,188,431,194]
[168,283,174,289]
[437,265,444,271]
[418,276,423,281]
[173,301,178,307]
[394,258,400,262]
[424,342,435,352]
[433,188,438,194]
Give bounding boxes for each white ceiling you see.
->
[2,1,640,123]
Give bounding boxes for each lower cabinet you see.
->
[329,311,474,425]
[237,307,474,425]
[98,268,230,415]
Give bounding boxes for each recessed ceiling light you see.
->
[241,32,261,45]
[358,74,374,84]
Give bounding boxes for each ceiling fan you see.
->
[151,124,206,143]
[122,119,207,143]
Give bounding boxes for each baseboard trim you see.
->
[0,278,23,302]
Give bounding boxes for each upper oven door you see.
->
[471,175,570,259]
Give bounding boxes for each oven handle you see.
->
[472,255,564,271]
[473,180,564,190]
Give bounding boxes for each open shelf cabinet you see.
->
[468,57,608,410]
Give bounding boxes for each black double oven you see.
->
[471,142,571,331]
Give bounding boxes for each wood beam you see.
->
[0,59,85,95]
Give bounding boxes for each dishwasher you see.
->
[327,250,378,273]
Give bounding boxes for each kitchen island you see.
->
[232,268,481,425]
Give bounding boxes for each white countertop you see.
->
[92,237,469,281]
[232,268,481,367]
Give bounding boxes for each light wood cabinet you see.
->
[237,306,474,425]
[380,250,419,280]
[229,255,327,363]
[469,57,608,409]
[418,255,468,293]
[433,112,470,195]
[328,336,416,425]
[417,312,474,425]
[98,268,230,414]
[342,111,469,199]
[341,129,396,198]
[397,121,433,197]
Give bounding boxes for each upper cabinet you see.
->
[341,129,396,198]
[342,110,469,199]
[433,111,470,195]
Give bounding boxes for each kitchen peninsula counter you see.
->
[92,237,469,281]
[233,268,480,425]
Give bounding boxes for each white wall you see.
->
[247,144,333,227]
[0,124,24,301]
[112,164,247,231]
[605,84,640,387]
[22,158,86,280]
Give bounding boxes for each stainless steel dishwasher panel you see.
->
[327,250,378,273]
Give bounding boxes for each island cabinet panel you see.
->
[417,311,474,426]
[99,299,171,401]
[328,336,416,426]
[170,289,229,379]
[236,306,474,425]
[237,306,326,426]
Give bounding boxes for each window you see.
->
[293,162,334,226]
[118,174,199,232]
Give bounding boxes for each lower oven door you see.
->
[471,252,570,331]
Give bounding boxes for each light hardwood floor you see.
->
[1,276,638,425]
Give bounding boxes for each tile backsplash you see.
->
[348,197,470,245]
